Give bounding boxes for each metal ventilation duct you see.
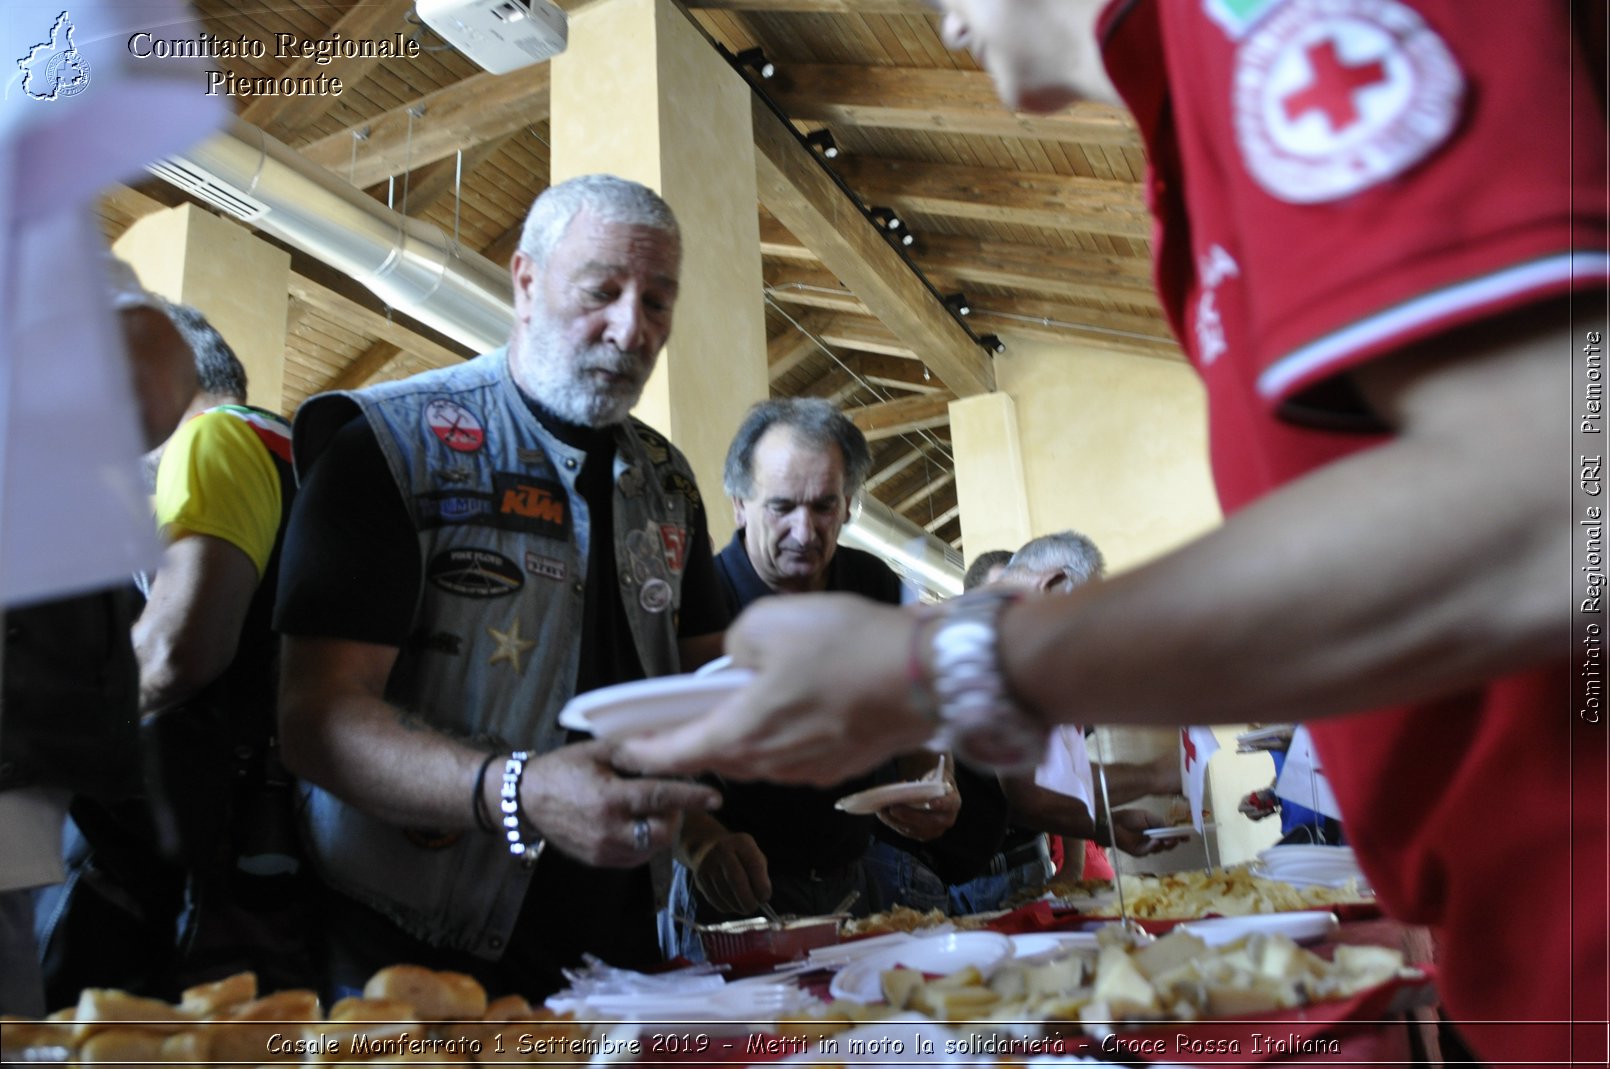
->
[157,119,965,595]
[157,118,514,352]
[844,497,964,599]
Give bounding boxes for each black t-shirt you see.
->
[709,531,902,874]
[274,409,727,683]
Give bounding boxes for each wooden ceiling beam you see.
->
[834,156,1150,239]
[815,315,915,358]
[847,392,954,441]
[481,221,526,271]
[771,65,1139,147]
[302,66,551,187]
[764,221,1157,306]
[320,340,404,392]
[840,353,939,392]
[753,98,993,396]
[973,294,1185,362]
[893,469,955,514]
[864,444,930,494]
[365,134,515,217]
[239,0,414,140]
[763,265,866,314]
[766,312,830,379]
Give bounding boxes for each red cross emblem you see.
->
[1282,38,1387,132]
[1182,727,1198,772]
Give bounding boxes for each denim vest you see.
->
[291,348,698,958]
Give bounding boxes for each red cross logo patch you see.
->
[1233,0,1463,204]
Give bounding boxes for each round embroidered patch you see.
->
[424,398,486,453]
[1233,0,1463,204]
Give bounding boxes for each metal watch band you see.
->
[924,589,1047,771]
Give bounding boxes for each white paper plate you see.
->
[557,670,754,739]
[1141,824,1204,840]
[828,932,1013,1003]
[1177,910,1338,947]
[1008,932,1100,960]
[834,779,950,815]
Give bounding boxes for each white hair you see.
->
[518,174,680,265]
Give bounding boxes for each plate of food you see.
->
[556,670,754,739]
[834,779,951,815]
[828,932,1013,1003]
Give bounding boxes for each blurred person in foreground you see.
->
[274,175,724,999]
[623,2,1609,1061]
[0,269,197,1014]
[41,308,311,1004]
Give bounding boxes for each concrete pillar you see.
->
[951,391,1033,563]
[114,205,291,414]
[549,0,769,544]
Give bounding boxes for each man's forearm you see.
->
[279,636,490,830]
[1000,312,1569,731]
[282,691,490,829]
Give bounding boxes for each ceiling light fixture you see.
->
[978,333,1006,354]
[869,206,903,231]
[736,47,776,79]
[804,129,840,159]
[942,292,971,317]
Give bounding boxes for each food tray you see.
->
[697,915,840,966]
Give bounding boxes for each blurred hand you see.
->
[875,753,960,841]
[687,832,772,916]
[1110,808,1189,857]
[618,595,933,785]
[519,741,721,867]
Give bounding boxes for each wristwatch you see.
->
[920,588,1047,770]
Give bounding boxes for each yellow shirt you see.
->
[152,408,283,577]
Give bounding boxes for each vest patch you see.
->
[427,548,524,599]
[525,551,567,582]
[416,491,496,527]
[423,398,486,453]
[659,523,689,575]
[639,577,672,614]
[491,473,569,537]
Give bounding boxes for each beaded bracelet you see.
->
[499,750,533,856]
[472,751,500,833]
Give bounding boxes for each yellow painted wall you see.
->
[955,338,1283,863]
[994,338,1221,574]
[551,0,768,544]
[114,205,290,413]
[950,392,1033,560]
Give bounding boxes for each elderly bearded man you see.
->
[275,175,726,999]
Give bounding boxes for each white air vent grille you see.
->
[146,158,269,222]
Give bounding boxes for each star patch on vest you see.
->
[487,617,536,675]
[1233,0,1463,204]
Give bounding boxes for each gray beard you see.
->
[519,323,646,428]
[525,355,638,427]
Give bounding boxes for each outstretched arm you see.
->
[279,635,720,864]
[621,300,1583,785]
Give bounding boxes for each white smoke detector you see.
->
[416,0,567,74]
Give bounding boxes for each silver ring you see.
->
[632,818,651,853]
